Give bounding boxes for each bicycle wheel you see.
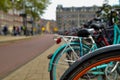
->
[50,44,90,80]
[61,44,120,80]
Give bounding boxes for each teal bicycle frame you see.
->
[113,24,120,44]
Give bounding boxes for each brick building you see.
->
[56,5,100,30]
[0,10,32,33]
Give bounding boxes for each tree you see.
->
[0,0,12,12]
[0,0,50,35]
[12,0,51,29]
[14,0,51,21]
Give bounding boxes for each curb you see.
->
[0,36,32,45]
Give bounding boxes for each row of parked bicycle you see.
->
[48,4,120,80]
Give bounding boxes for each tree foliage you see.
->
[14,0,51,21]
[0,0,12,12]
[0,0,51,21]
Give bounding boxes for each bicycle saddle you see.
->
[77,29,90,37]
[83,23,89,28]
[90,23,104,30]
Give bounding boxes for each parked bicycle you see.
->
[48,33,93,80]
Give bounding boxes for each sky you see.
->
[41,0,119,20]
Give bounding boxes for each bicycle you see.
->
[60,44,120,80]
[48,29,99,80]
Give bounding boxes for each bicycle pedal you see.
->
[47,54,53,59]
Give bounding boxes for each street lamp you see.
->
[11,0,15,27]
[77,12,80,27]
[21,0,28,35]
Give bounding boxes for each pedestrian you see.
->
[2,25,8,35]
[30,27,34,35]
[16,26,20,35]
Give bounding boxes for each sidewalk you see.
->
[1,35,60,80]
[0,35,31,43]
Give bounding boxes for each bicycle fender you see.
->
[48,44,66,72]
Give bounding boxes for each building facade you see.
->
[39,19,57,33]
[0,10,33,34]
[0,10,57,34]
[56,5,100,30]
[0,11,22,31]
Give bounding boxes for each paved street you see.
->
[0,34,59,80]
[3,43,60,80]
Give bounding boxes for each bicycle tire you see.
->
[50,44,90,80]
[61,44,120,80]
